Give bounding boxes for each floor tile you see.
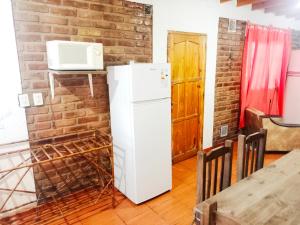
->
[81,209,125,225]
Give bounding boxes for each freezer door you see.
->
[131,63,171,102]
[132,98,172,203]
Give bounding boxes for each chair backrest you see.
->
[196,140,234,205]
[237,128,267,181]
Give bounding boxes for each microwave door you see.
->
[59,44,87,70]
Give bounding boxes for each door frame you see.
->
[167,31,207,161]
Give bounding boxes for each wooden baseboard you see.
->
[172,149,198,164]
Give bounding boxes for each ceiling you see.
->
[221,0,300,20]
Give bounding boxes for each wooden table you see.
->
[195,150,300,225]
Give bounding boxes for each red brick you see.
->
[50,7,77,17]
[51,103,76,112]
[26,106,49,115]
[78,28,101,36]
[135,26,151,33]
[20,24,51,33]
[63,125,88,133]
[96,38,117,46]
[118,40,136,47]
[63,111,85,119]
[124,47,144,55]
[23,72,45,80]
[70,19,96,27]
[31,81,49,89]
[62,0,89,9]
[123,33,143,40]
[53,87,73,95]
[103,14,123,22]
[35,121,52,130]
[36,129,63,139]
[52,26,76,34]
[40,16,68,25]
[136,41,145,47]
[78,116,99,124]
[104,46,124,54]
[25,44,46,52]
[22,53,44,61]
[102,30,122,38]
[17,2,49,13]
[61,95,83,103]
[116,23,135,31]
[55,119,76,127]
[90,4,107,12]
[28,63,48,71]
[59,79,84,86]
[26,115,34,124]
[13,13,39,22]
[124,17,143,25]
[17,34,41,42]
[95,21,116,29]
[31,0,62,5]
[36,113,62,122]
[43,35,71,41]
[77,10,103,19]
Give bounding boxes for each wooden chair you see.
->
[237,128,267,181]
[196,140,234,205]
[197,200,239,225]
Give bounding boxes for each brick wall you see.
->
[12,0,152,200]
[12,0,152,140]
[292,30,300,49]
[213,18,246,146]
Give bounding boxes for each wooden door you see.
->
[168,32,206,163]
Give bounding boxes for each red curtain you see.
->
[239,23,291,128]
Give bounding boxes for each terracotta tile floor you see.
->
[76,146,284,225]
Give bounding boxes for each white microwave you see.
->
[46,40,103,70]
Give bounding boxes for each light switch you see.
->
[33,93,44,106]
[18,94,30,107]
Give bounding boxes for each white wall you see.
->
[0,0,36,215]
[0,0,28,145]
[129,0,300,148]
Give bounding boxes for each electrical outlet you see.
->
[18,94,30,107]
[33,93,44,106]
[220,125,229,137]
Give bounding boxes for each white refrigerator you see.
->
[107,63,172,204]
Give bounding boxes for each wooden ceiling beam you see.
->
[252,0,284,10]
[237,0,265,7]
[237,0,255,6]
[260,0,300,19]
[252,0,299,10]
[221,0,300,20]
[265,5,295,14]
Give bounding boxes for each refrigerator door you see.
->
[131,63,171,102]
[132,98,172,203]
